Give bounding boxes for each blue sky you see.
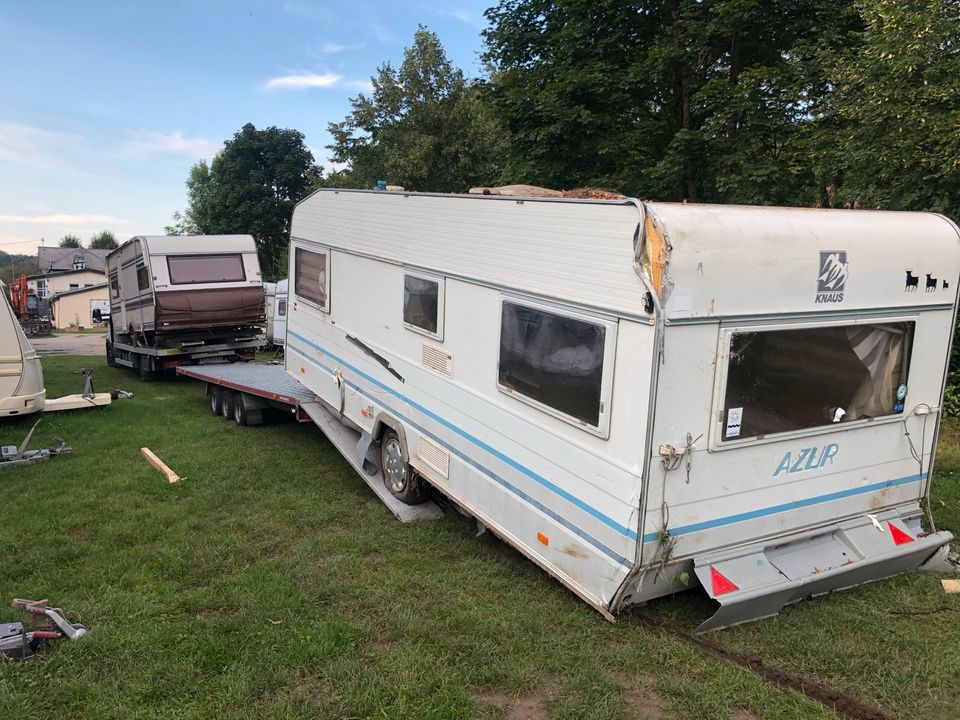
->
[0,1,494,253]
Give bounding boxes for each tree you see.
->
[819,0,960,218]
[481,1,861,203]
[328,26,508,192]
[59,234,81,248]
[88,230,119,249]
[176,125,322,277]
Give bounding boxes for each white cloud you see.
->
[438,8,485,29]
[370,23,399,45]
[0,213,131,225]
[0,121,87,173]
[121,130,218,160]
[262,71,370,92]
[264,71,343,90]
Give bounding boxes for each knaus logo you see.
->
[816,251,848,303]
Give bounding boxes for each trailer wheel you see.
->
[380,430,429,505]
[209,387,224,416]
[233,394,249,426]
[221,390,235,420]
[105,341,118,368]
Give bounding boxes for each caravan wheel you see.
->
[379,430,429,505]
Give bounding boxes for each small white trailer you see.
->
[264,278,288,348]
[1,280,111,418]
[271,188,959,630]
[105,235,265,380]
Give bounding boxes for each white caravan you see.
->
[264,279,288,348]
[285,189,959,630]
[1,280,111,417]
[106,235,265,379]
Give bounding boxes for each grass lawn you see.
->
[1,355,958,720]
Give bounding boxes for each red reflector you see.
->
[709,566,739,596]
[888,522,914,545]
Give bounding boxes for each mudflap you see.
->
[692,509,953,633]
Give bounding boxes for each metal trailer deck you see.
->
[177,363,443,522]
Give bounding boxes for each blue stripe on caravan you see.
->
[288,331,639,541]
[640,472,928,543]
[286,341,631,566]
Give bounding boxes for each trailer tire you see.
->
[233,394,249,426]
[209,387,224,416]
[105,341,118,368]
[221,390,235,420]
[379,430,429,505]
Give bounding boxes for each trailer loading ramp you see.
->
[177,363,443,522]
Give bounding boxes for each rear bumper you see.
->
[693,509,952,632]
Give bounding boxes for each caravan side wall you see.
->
[286,191,654,611]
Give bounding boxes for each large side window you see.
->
[721,321,914,442]
[167,254,245,284]
[295,247,329,312]
[403,273,443,340]
[498,299,611,431]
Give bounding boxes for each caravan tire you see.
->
[379,430,429,505]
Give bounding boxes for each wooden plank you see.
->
[140,447,181,484]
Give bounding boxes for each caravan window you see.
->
[498,300,612,431]
[137,265,150,291]
[294,247,329,312]
[167,254,245,284]
[721,322,914,442]
[403,273,443,340]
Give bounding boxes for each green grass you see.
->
[0,355,958,719]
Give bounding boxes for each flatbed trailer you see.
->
[177,363,443,522]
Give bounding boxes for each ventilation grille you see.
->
[416,435,450,478]
[421,344,453,377]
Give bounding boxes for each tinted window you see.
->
[295,248,328,309]
[137,265,150,291]
[403,275,439,335]
[722,322,913,441]
[277,299,287,317]
[498,301,606,426]
[167,254,245,284]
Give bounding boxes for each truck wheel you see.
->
[138,356,156,382]
[209,387,223,416]
[221,390,235,419]
[380,430,429,505]
[105,341,118,368]
[233,394,249,426]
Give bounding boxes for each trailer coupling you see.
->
[693,508,953,632]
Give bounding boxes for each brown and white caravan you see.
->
[105,235,266,379]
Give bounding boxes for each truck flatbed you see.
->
[177,363,443,523]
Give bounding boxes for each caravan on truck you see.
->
[271,189,959,630]
[105,235,266,380]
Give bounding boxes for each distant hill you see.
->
[0,252,39,284]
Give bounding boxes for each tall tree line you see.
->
[172,1,960,268]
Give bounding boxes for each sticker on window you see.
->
[726,407,743,438]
